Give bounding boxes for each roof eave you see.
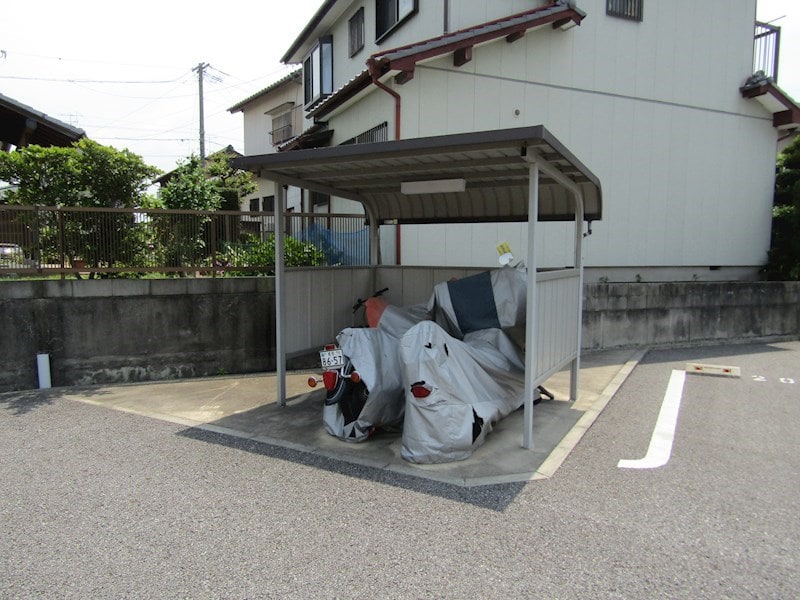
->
[307,70,374,121]
[281,0,341,64]
[227,70,302,114]
[740,75,800,129]
[0,92,86,141]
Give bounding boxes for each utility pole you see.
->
[193,62,209,164]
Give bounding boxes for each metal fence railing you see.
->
[754,21,781,83]
[0,205,370,278]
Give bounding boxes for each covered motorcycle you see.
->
[321,302,427,442]
[399,321,527,464]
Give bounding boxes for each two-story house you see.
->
[228,70,306,213]
[235,0,800,281]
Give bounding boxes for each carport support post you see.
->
[275,184,287,407]
[570,191,585,401]
[523,161,540,450]
[366,205,380,265]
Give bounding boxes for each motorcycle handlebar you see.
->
[352,288,389,312]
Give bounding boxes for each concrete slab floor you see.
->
[58,347,645,487]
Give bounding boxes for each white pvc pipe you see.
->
[37,353,52,389]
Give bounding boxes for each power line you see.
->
[97,136,194,142]
[0,73,189,84]
[0,48,186,71]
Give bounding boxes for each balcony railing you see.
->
[754,21,781,82]
[270,123,294,145]
[0,205,369,278]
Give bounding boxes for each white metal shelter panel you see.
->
[534,270,581,384]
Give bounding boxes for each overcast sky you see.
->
[1,0,798,174]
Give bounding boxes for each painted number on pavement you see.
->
[752,375,796,384]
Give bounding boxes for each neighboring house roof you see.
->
[227,69,302,114]
[276,122,335,152]
[0,92,85,149]
[154,145,242,185]
[740,71,800,130]
[282,0,341,64]
[308,1,586,121]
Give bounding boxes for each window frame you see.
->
[270,110,294,145]
[606,0,643,22]
[310,190,330,207]
[303,35,333,107]
[375,0,418,44]
[349,7,365,57]
[340,122,389,146]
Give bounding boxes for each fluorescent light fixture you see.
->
[401,178,466,195]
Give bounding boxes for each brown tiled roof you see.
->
[740,72,800,129]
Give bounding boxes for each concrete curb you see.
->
[532,348,649,480]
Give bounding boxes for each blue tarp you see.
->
[298,223,369,266]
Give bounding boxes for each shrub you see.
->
[216,234,326,276]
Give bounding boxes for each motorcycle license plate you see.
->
[319,348,344,369]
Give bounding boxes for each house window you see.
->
[310,191,330,206]
[349,8,365,56]
[270,110,293,145]
[606,0,643,22]
[376,0,417,42]
[340,122,389,145]
[303,36,333,106]
[249,198,260,212]
[262,196,275,212]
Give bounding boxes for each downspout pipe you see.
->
[366,57,403,264]
[366,58,401,140]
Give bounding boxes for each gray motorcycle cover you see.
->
[399,321,526,464]
[322,305,426,442]
[323,266,532,461]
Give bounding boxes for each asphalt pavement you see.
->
[20,347,643,487]
[1,339,797,598]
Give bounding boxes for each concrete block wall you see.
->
[582,282,800,349]
[1,277,798,392]
[0,278,276,392]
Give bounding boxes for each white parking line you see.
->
[618,369,686,469]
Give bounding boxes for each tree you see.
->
[204,148,257,211]
[764,136,800,280]
[159,155,222,211]
[156,152,258,269]
[0,140,161,277]
[0,138,160,208]
[158,150,256,211]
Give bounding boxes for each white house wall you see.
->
[238,78,304,212]
[332,1,447,85]
[328,78,393,145]
[240,81,302,156]
[325,1,566,100]
[322,0,776,275]
[448,0,552,32]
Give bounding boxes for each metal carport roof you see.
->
[233,125,601,225]
[233,125,602,451]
